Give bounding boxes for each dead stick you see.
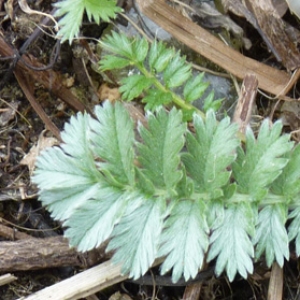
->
[0,236,106,272]
[0,37,89,114]
[136,0,291,96]
[14,70,61,140]
[0,223,34,240]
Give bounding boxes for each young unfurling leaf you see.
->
[99,32,221,114]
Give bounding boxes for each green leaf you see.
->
[101,31,134,59]
[64,187,128,251]
[271,143,299,199]
[232,119,293,200]
[119,75,153,101]
[132,38,149,62]
[108,197,164,279]
[163,53,191,88]
[99,55,131,70]
[55,0,121,43]
[183,73,209,103]
[142,89,173,110]
[135,168,156,196]
[89,101,135,186]
[207,203,255,281]
[182,110,239,196]
[159,199,209,282]
[288,207,300,255]
[148,41,174,72]
[203,91,223,113]
[254,204,289,267]
[176,166,194,199]
[137,107,186,193]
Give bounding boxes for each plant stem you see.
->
[136,62,206,119]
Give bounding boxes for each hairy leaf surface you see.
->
[271,144,300,199]
[137,108,185,194]
[254,204,289,267]
[33,112,103,220]
[107,198,164,279]
[288,207,300,255]
[182,110,239,196]
[89,101,135,186]
[232,120,293,200]
[207,203,254,281]
[159,199,209,282]
[65,188,133,252]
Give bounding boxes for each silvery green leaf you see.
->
[207,203,254,281]
[288,207,300,255]
[32,111,103,220]
[232,119,293,200]
[107,197,164,279]
[159,199,209,282]
[89,101,135,186]
[65,188,133,252]
[271,143,299,199]
[182,110,239,195]
[137,107,186,194]
[254,204,289,267]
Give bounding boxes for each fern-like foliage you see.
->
[99,32,221,119]
[54,0,122,43]
[33,101,300,283]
